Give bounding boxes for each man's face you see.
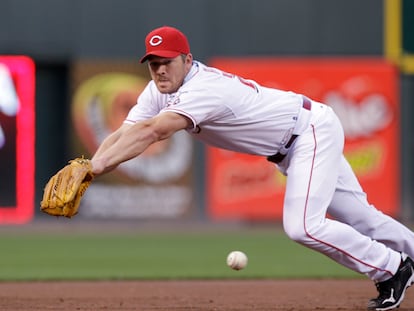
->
[147,54,193,94]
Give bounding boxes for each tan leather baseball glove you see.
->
[40,157,94,218]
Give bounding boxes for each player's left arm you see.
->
[91,111,191,176]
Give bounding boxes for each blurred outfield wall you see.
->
[0,0,413,222]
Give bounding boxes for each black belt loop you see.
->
[267,134,298,163]
[267,97,311,164]
[284,134,298,149]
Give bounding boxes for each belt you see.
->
[267,97,312,164]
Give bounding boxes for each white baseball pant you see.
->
[279,102,414,282]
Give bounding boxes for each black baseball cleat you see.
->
[367,253,414,310]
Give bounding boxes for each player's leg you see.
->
[327,156,414,259]
[282,105,414,309]
[281,105,401,282]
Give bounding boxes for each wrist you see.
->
[90,158,104,175]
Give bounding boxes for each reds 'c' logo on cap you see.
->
[140,26,190,63]
[149,35,163,46]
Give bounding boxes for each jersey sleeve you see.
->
[161,88,232,132]
[124,81,167,124]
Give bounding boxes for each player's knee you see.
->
[283,221,308,243]
[284,221,327,249]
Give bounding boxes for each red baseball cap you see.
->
[140,26,190,63]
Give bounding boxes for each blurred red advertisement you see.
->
[207,58,399,220]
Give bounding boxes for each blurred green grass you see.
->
[0,227,360,281]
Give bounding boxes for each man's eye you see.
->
[149,63,160,69]
[149,60,171,69]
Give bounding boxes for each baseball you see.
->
[226,251,248,270]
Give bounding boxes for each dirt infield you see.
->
[1,279,414,311]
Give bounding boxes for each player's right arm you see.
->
[92,123,130,161]
[91,111,191,176]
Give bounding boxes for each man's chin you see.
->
[156,82,169,92]
[157,84,177,94]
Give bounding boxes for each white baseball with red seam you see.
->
[226,251,248,270]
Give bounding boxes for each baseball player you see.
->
[90,26,414,310]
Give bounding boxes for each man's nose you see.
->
[156,64,167,74]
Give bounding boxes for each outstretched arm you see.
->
[91,111,191,176]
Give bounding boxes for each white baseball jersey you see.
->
[125,60,414,284]
[125,61,310,156]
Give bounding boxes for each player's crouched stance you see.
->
[368,253,414,310]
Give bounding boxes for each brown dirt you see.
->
[1,279,414,310]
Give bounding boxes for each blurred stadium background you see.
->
[0,0,413,280]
